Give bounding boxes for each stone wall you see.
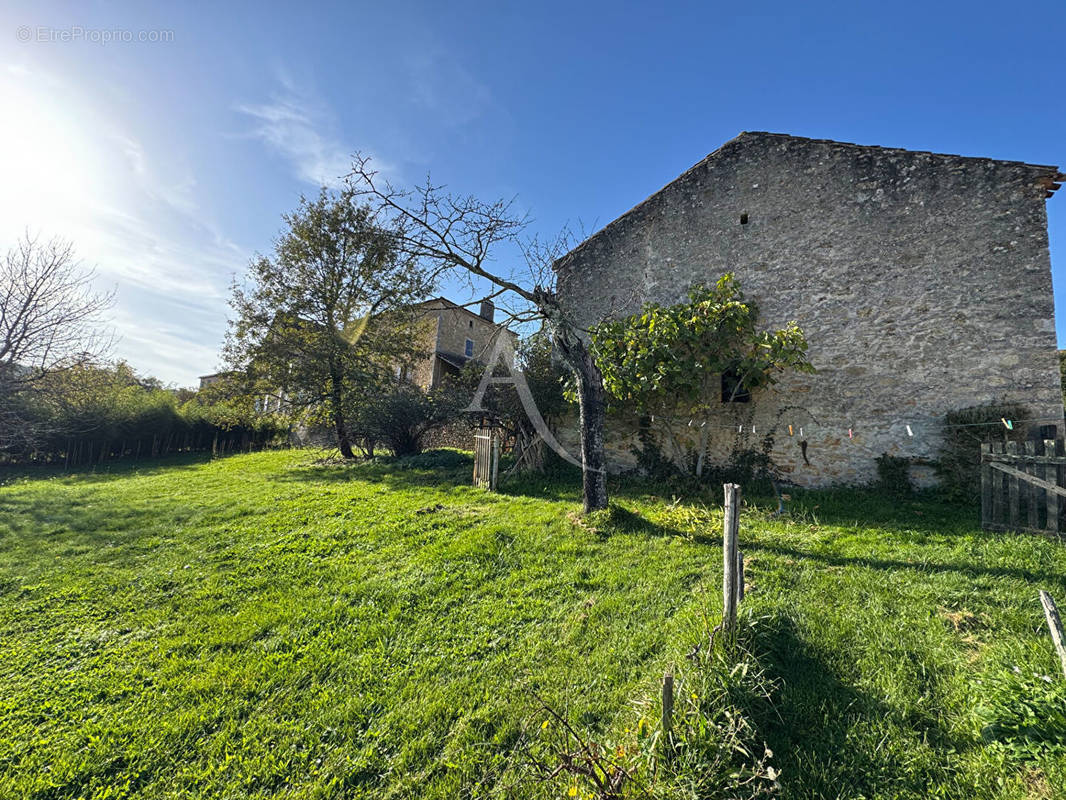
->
[554,132,1064,486]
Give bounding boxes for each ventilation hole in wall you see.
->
[739,213,749,225]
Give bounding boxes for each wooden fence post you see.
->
[1006,441,1020,530]
[491,433,500,491]
[981,443,992,529]
[992,442,1004,524]
[1025,441,1039,530]
[1045,440,1059,534]
[722,483,741,633]
[1039,590,1066,679]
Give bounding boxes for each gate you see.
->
[981,440,1066,535]
[473,426,500,490]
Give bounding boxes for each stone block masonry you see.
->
[554,132,1065,486]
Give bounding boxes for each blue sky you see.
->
[2,0,1064,386]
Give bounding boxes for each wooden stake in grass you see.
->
[662,670,674,752]
[1039,590,1066,679]
[723,483,741,633]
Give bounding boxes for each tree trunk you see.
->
[695,423,708,478]
[327,358,355,459]
[555,330,609,512]
[576,370,608,511]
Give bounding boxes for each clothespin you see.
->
[700,421,706,428]
[799,427,804,437]
[788,424,794,436]
[848,428,853,439]
[1001,418,1013,430]
[752,425,756,435]
[650,415,654,422]
[688,419,693,427]
[906,425,913,437]
[738,424,743,433]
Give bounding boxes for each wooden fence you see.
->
[473,427,500,490]
[981,440,1066,535]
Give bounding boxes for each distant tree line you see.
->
[1,362,288,466]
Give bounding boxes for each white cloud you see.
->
[236,78,355,187]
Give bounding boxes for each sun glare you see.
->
[0,70,98,240]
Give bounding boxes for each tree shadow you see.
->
[0,451,222,486]
[782,488,981,538]
[745,614,957,798]
[275,456,474,493]
[746,541,1066,593]
[593,503,693,540]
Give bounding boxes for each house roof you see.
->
[436,351,469,370]
[554,131,1064,272]
[414,296,518,338]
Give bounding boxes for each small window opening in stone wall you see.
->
[721,369,751,403]
[739,213,749,225]
[465,338,475,358]
[469,319,473,328]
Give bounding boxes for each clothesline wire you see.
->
[645,414,1066,434]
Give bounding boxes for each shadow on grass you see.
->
[0,454,277,555]
[784,488,980,537]
[747,615,953,798]
[0,451,224,486]
[747,540,1066,593]
[276,450,589,504]
[276,451,475,494]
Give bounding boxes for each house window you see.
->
[469,319,473,328]
[465,338,474,357]
[721,369,750,403]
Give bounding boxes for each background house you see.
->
[554,132,1065,486]
[406,298,518,389]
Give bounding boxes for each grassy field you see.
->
[1,450,1065,799]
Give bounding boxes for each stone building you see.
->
[554,132,1064,486]
[406,297,517,390]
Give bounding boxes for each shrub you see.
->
[875,453,912,494]
[935,403,1029,500]
[357,385,465,457]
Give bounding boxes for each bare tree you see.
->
[0,234,113,448]
[345,158,609,511]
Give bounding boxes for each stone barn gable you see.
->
[553,132,1065,486]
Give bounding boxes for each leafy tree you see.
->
[590,273,814,477]
[0,359,287,465]
[225,189,431,458]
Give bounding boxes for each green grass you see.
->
[1,450,1065,799]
